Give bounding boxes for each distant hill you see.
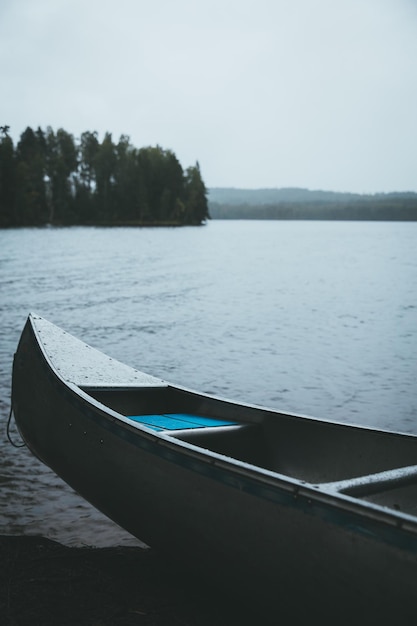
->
[207,188,417,221]
[208,187,362,205]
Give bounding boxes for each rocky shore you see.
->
[0,535,258,625]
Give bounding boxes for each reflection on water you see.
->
[1,221,416,546]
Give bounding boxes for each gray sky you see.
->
[1,0,417,193]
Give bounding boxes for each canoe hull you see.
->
[12,315,417,619]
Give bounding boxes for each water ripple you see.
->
[1,221,416,545]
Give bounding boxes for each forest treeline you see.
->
[208,188,417,221]
[0,126,209,227]
[209,199,417,221]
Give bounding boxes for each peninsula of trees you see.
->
[0,126,209,227]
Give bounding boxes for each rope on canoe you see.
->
[6,400,26,448]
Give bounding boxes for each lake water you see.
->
[1,220,416,547]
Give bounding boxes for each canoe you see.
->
[11,314,417,619]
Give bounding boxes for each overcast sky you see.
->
[1,0,416,193]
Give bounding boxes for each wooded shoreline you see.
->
[209,199,417,221]
[208,186,417,221]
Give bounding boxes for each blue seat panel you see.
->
[126,413,238,431]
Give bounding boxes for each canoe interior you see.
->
[83,386,417,515]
